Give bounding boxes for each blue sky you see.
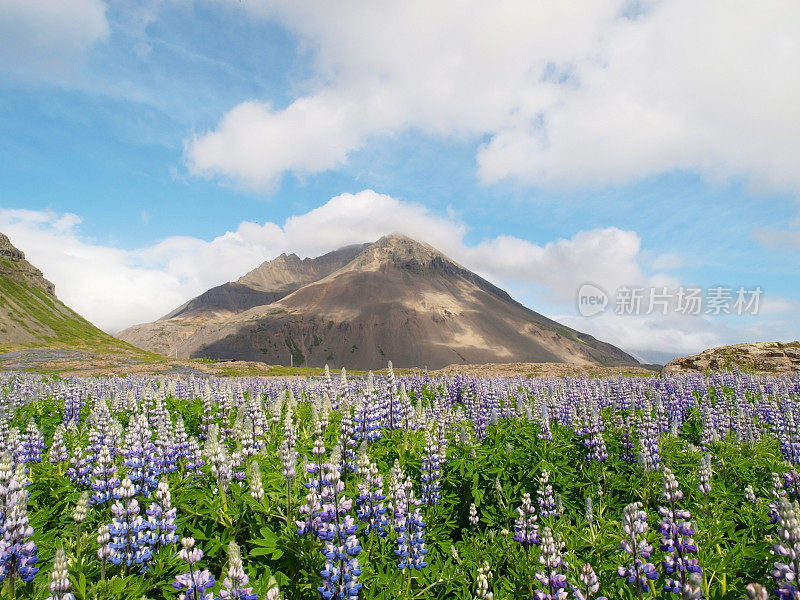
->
[1,0,799,363]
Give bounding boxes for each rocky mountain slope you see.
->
[118,234,640,370]
[0,233,135,352]
[662,341,800,374]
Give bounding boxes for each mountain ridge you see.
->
[118,234,639,369]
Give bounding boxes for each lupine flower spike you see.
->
[772,496,800,600]
[469,503,479,528]
[513,493,540,552]
[658,467,702,597]
[745,583,768,600]
[97,524,112,580]
[218,541,257,600]
[265,576,281,600]
[618,502,658,598]
[574,563,607,600]
[45,547,73,600]
[476,561,493,599]
[534,526,567,600]
[173,537,216,600]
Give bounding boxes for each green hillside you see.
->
[0,262,146,354]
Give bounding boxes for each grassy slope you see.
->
[0,272,157,357]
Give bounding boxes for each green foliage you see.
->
[2,383,787,600]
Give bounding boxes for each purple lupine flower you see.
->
[147,478,178,548]
[20,420,44,464]
[406,507,429,570]
[572,563,607,600]
[107,476,152,570]
[64,391,82,428]
[204,425,232,493]
[155,422,180,476]
[185,437,205,476]
[538,405,553,442]
[45,547,73,600]
[580,404,609,463]
[283,409,297,450]
[772,496,800,600]
[91,445,120,505]
[421,428,441,505]
[339,408,357,474]
[97,524,112,580]
[121,414,159,496]
[356,461,388,537]
[296,472,322,537]
[617,502,658,595]
[770,472,786,524]
[48,425,69,464]
[513,493,540,550]
[315,461,363,599]
[620,411,636,463]
[658,467,702,597]
[218,541,257,600]
[637,403,661,472]
[537,471,557,519]
[173,537,216,600]
[534,527,567,600]
[66,445,92,487]
[174,416,190,461]
[0,468,39,587]
[785,470,800,500]
[393,477,427,572]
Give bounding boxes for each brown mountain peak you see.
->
[118,234,639,369]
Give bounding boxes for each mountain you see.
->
[0,233,134,352]
[662,341,800,374]
[118,234,639,369]
[162,243,367,320]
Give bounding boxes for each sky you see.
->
[1,0,799,364]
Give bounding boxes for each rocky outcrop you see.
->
[0,233,55,296]
[662,341,800,374]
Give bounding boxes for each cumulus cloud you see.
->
[0,0,109,78]
[188,0,800,195]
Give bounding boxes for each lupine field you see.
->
[2,366,800,599]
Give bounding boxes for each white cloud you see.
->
[3,192,796,359]
[188,0,800,196]
[0,0,109,78]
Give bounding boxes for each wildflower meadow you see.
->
[0,365,798,600]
